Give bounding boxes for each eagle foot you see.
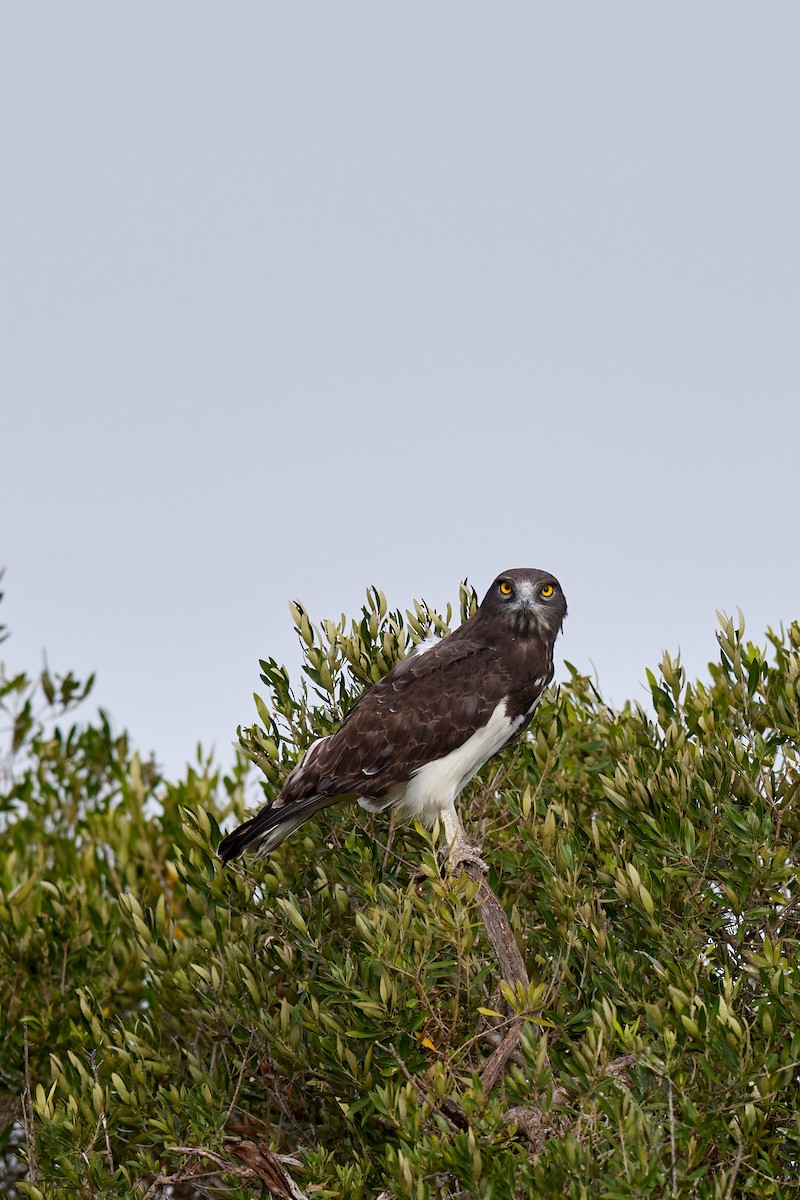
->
[445,839,489,875]
[412,843,488,887]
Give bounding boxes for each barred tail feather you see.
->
[218,793,337,864]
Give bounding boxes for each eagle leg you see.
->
[440,804,488,874]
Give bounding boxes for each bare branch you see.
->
[21,1025,39,1187]
[463,862,528,990]
[462,861,531,1093]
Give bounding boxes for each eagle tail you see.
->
[218,793,338,864]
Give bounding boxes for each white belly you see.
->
[358,699,521,826]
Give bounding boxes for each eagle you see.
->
[219,568,567,870]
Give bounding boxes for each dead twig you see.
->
[141,1143,309,1200]
[222,1138,309,1199]
[223,1032,255,1128]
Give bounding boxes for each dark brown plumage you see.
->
[219,568,567,868]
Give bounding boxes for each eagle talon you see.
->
[445,839,489,875]
[414,845,488,884]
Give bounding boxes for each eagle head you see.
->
[481,568,567,639]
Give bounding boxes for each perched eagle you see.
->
[219,568,567,869]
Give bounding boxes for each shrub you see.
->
[1,581,799,1198]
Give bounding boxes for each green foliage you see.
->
[1,583,799,1198]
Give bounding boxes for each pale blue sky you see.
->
[3,5,799,778]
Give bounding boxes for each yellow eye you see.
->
[540,583,555,599]
[499,581,513,596]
